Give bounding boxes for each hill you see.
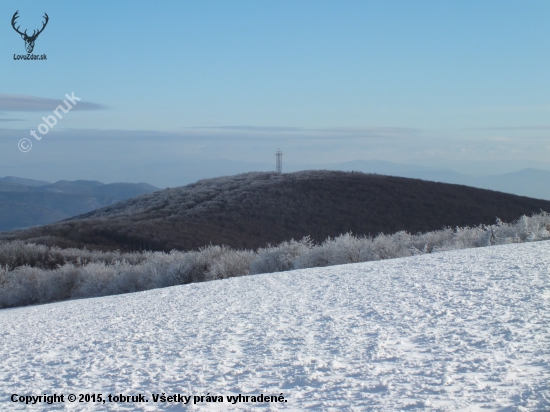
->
[1,241,548,410]
[3,170,550,251]
[0,178,158,231]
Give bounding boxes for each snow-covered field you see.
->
[1,241,549,411]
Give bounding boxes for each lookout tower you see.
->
[275,148,283,174]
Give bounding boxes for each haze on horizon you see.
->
[1,0,549,187]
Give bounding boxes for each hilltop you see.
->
[3,170,550,251]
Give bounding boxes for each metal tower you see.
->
[275,148,283,174]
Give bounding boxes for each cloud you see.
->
[0,117,23,122]
[181,125,420,139]
[317,127,421,138]
[467,126,550,131]
[187,126,304,132]
[0,94,106,112]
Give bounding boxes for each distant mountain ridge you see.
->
[0,176,52,187]
[0,178,158,231]
[394,167,550,201]
[3,170,550,252]
[4,159,550,200]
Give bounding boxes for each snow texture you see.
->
[1,241,549,411]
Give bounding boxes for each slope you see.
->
[0,241,548,411]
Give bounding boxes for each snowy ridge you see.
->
[1,241,549,411]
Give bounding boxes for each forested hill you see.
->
[3,170,550,251]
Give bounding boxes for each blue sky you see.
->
[1,1,550,185]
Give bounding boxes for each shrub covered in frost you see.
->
[0,240,146,271]
[250,238,312,275]
[1,212,550,309]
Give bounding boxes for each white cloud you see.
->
[0,94,105,112]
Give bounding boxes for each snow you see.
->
[1,241,549,411]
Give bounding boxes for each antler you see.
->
[11,11,27,37]
[30,13,49,39]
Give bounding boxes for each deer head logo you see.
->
[11,11,49,54]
